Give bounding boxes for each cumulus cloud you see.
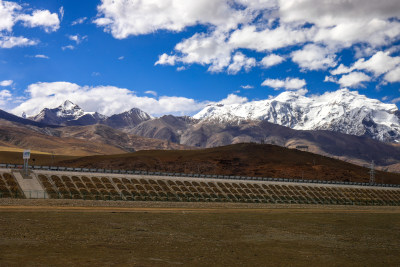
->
[68,34,88,44]
[94,0,249,39]
[218,94,248,105]
[17,10,60,32]
[324,76,337,83]
[260,54,285,68]
[337,72,371,88]
[291,44,337,71]
[0,1,60,48]
[227,52,256,74]
[241,85,254,89]
[10,82,212,117]
[261,77,306,90]
[384,66,400,83]
[330,51,400,85]
[0,89,12,108]
[228,25,313,52]
[0,0,20,32]
[93,0,400,78]
[280,0,400,48]
[0,35,37,48]
[332,51,400,76]
[155,53,177,66]
[392,97,400,104]
[0,79,13,86]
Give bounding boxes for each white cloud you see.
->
[94,0,249,39]
[0,35,37,48]
[391,97,400,103]
[59,6,64,21]
[93,0,400,77]
[0,89,12,108]
[332,51,400,76]
[71,17,87,26]
[280,0,400,49]
[155,53,177,66]
[0,1,60,49]
[0,79,13,86]
[324,76,337,83]
[11,82,211,117]
[229,25,314,52]
[227,52,256,74]
[241,85,254,89]
[34,54,49,59]
[384,66,400,83]
[337,72,371,88]
[68,34,87,44]
[291,44,337,71]
[61,45,74,50]
[261,77,306,90]
[17,10,60,32]
[260,54,285,68]
[145,90,157,97]
[118,56,124,60]
[218,94,248,105]
[0,0,20,32]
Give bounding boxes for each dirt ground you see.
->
[0,199,399,266]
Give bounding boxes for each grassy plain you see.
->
[0,199,399,266]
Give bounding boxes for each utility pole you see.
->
[23,149,30,177]
[369,160,375,184]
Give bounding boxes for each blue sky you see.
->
[0,0,399,116]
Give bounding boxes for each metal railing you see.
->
[1,163,399,188]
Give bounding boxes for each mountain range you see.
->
[194,89,400,143]
[29,100,152,128]
[24,89,400,144]
[1,89,400,172]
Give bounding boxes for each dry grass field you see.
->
[0,199,399,266]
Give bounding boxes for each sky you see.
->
[0,0,399,117]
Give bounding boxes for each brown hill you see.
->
[0,119,124,156]
[57,143,400,185]
[0,119,191,156]
[129,119,400,171]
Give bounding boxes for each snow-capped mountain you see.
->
[29,100,151,128]
[194,89,400,143]
[104,108,152,128]
[29,100,94,125]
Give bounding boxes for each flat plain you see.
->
[0,199,399,266]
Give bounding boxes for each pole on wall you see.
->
[23,149,31,177]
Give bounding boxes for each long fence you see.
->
[1,163,399,189]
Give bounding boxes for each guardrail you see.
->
[1,163,399,188]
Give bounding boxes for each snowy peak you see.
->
[30,100,88,125]
[29,100,152,128]
[56,100,85,118]
[194,89,400,143]
[104,107,152,128]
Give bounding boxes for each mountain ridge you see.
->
[29,100,152,128]
[194,89,400,143]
